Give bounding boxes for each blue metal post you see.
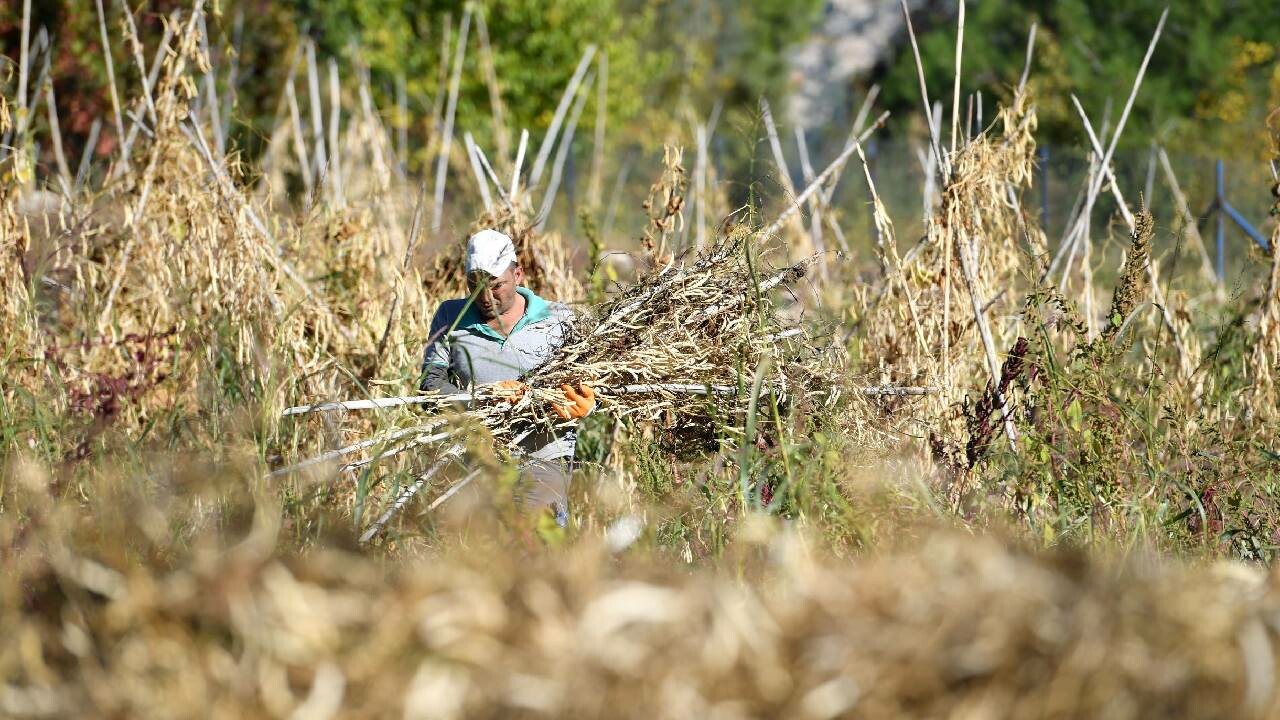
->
[1216,159,1226,281]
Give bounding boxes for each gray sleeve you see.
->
[420,302,461,394]
[422,305,453,370]
[419,362,462,395]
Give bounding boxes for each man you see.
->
[420,229,593,527]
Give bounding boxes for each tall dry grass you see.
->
[2,2,1280,716]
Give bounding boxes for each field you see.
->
[3,2,1280,717]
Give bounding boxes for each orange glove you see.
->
[552,383,596,419]
[491,379,527,403]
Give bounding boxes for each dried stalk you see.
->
[359,444,465,543]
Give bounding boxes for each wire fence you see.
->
[577,135,1277,289]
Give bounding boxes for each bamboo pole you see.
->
[1049,9,1167,279]
[949,0,965,156]
[94,0,129,169]
[281,382,938,417]
[431,8,472,233]
[956,221,1018,449]
[285,78,314,196]
[339,431,457,474]
[327,58,344,205]
[1016,22,1038,97]
[603,152,634,239]
[16,0,31,135]
[759,97,811,247]
[589,51,609,210]
[121,10,177,164]
[695,119,708,249]
[428,14,452,144]
[395,73,408,168]
[305,40,328,189]
[899,0,947,179]
[183,119,351,342]
[465,132,494,211]
[819,84,880,208]
[121,4,157,123]
[75,119,102,191]
[471,141,509,203]
[44,81,73,193]
[1065,91,1190,368]
[473,8,510,161]
[763,113,890,239]
[100,137,164,326]
[356,65,393,190]
[197,13,225,157]
[536,71,593,232]
[221,7,244,142]
[1158,148,1222,289]
[511,128,529,203]
[794,126,826,270]
[528,45,597,189]
[373,183,428,371]
[268,422,450,478]
[857,143,928,351]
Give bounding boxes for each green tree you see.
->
[874,0,1280,158]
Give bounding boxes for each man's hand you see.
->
[552,383,596,419]
[491,379,528,404]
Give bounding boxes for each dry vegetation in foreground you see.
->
[3,3,1280,717]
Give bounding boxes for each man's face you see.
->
[468,263,524,320]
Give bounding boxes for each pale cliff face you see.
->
[788,0,956,130]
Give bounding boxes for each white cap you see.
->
[464,229,518,277]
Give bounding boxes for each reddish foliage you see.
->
[44,329,178,420]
